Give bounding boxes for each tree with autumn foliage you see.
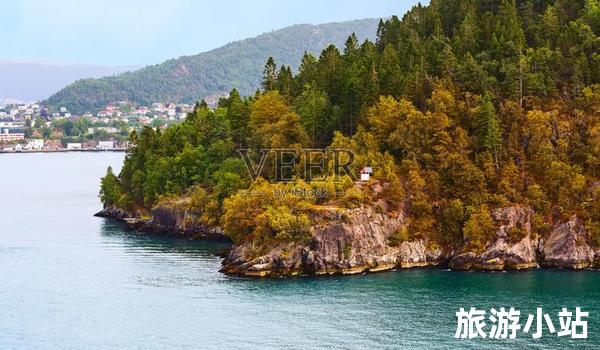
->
[102,0,600,250]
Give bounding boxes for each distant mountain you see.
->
[44,18,379,114]
[0,61,136,103]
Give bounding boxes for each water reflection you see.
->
[97,218,237,289]
[95,219,600,349]
[99,219,231,258]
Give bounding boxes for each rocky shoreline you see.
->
[220,204,600,277]
[94,205,228,240]
[97,203,600,277]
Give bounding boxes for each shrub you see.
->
[388,226,409,246]
[587,220,600,247]
[506,226,527,243]
[463,205,496,252]
[339,188,365,208]
[342,243,353,259]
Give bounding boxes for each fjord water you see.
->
[1,153,600,350]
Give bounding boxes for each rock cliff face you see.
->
[148,201,225,239]
[449,206,539,271]
[94,200,227,240]
[97,200,600,276]
[539,215,598,269]
[221,204,600,277]
[221,203,451,277]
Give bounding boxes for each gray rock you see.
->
[540,215,594,269]
[94,203,227,240]
[221,203,451,277]
[449,206,538,271]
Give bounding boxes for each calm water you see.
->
[1,152,600,349]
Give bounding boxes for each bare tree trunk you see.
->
[494,148,499,172]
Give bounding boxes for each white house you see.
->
[360,167,373,181]
[98,141,114,150]
[25,139,44,150]
[97,127,119,134]
[67,143,82,150]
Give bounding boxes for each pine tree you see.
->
[276,65,294,99]
[476,92,503,170]
[226,89,250,147]
[294,84,330,146]
[318,45,343,104]
[518,0,537,45]
[376,19,386,51]
[296,52,318,88]
[495,0,525,54]
[261,57,278,92]
[455,3,479,55]
[583,0,600,34]
[344,33,359,56]
[537,5,559,47]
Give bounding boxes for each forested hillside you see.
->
[44,19,379,114]
[101,0,600,252]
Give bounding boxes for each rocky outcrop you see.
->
[224,205,581,277]
[98,199,600,276]
[94,206,136,220]
[221,203,451,277]
[146,200,225,239]
[449,206,539,271]
[539,215,596,269]
[94,200,227,240]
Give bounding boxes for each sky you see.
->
[0,0,427,67]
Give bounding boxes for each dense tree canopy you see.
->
[102,0,600,248]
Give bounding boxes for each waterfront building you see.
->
[25,139,44,150]
[67,143,82,150]
[98,141,115,150]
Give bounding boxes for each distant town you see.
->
[0,93,227,153]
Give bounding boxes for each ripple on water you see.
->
[2,153,600,349]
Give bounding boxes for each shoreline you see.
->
[96,208,600,278]
[94,207,230,241]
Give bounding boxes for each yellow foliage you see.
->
[249,91,309,148]
[463,205,496,252]
[222,178,316,243]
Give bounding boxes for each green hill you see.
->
[44,19,379,114]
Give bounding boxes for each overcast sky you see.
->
[0,0,427,66]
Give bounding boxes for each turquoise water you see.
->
[1,152,600,349]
